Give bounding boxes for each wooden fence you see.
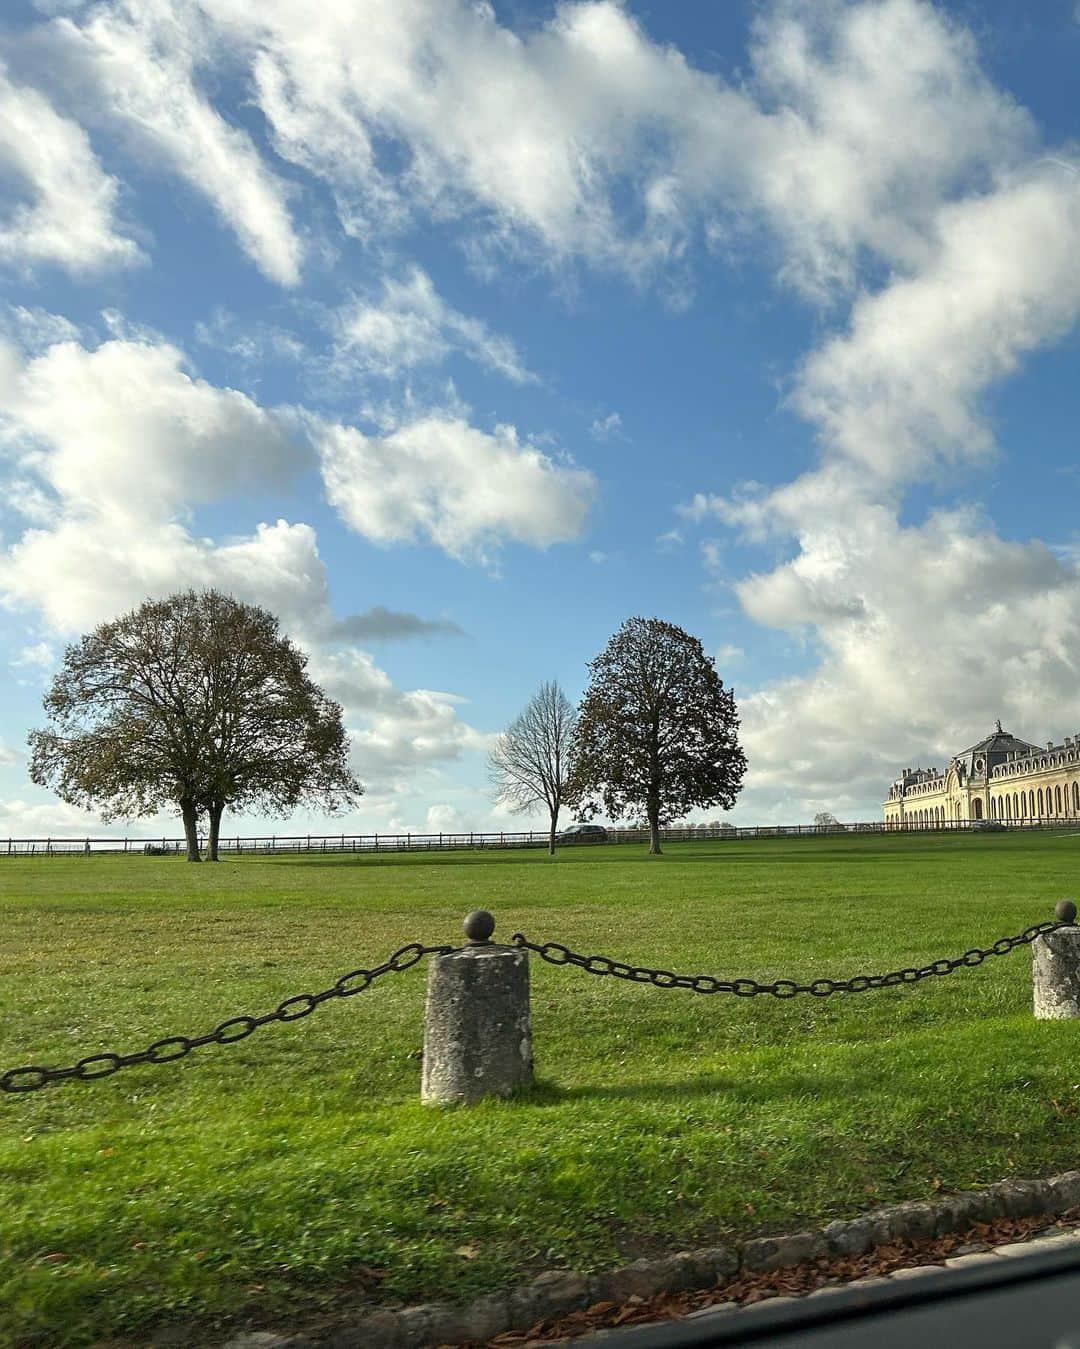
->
[2,817,1078,856]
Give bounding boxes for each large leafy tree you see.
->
[488,680,577,855]
[28,590,363,861]
[568,617,746,854]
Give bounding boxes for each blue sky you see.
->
[1,0,1079,838]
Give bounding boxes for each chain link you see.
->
[6,920,1069,1096]
[1,942,454,1095]
[511,920,1067,998]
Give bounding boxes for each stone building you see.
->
[882,722,1080,828]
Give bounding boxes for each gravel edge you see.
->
[215,1171,1080,1349]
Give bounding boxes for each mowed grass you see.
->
[4,832,1080,1346]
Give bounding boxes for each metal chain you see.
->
[511,921,1068,998]
[1,942,454,1095]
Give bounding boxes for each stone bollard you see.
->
[1033,900,1080,1019]
[421,910,533,1104]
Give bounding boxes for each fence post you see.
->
[421,910,533,1105]
[1034,901,1080,1018]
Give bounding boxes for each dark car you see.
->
[555,823,608,844]
[971,819,1006,832]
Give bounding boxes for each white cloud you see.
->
[714,644,744,666]
[330,266,534,383]
[12,642,55,670]
[1,515,327,637]
[48,0,303,285]
[193,308,306,366]
[313,411,596,564]
[734,0,1033,297]
[730,499,1080,818]
[310,648,489,794]
[588,550,608,565]
[425,802,465,833]
[22,0,1031,301]
[590,411,622,441]
[0,334,305,528]
[0,320,494,812]
[0,61,140,275]
[670,11,1080,821]
[0,741,21,765]
[792,167,1080,486]
[0,796,118,837]
[225,0,1029,293]
[6,307,83,352]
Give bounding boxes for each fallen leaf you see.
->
[454,1244,479,1259]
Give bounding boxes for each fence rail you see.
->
[2,817,1079,857]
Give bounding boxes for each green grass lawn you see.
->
[4,831,1080,1346]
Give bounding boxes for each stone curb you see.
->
[218,1169,1080,1349]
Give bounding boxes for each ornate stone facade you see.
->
[882,723,1080,827]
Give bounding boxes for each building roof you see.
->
[956,722,1042,762]
[953,721,1043,780]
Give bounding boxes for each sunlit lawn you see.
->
[4,830,1080,1346]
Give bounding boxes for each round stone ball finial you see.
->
[1056,900,1077,926]
[463,909,496,943]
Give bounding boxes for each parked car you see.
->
[971,819,1006,832]
[555,823,608,844]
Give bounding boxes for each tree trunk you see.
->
[647,801,662,855]
[180,800,201,862]
[548,809,557,856]
[208,802,224,862]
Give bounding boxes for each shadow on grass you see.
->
[514,1075,736,1106]
[257,844,917,870]
[480,1056,929,1109]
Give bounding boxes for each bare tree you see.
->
[488,681,578,855]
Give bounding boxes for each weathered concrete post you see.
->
[421,910,533,1105]
[1034,901,1080,1019]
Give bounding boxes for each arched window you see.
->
[1013,792,1019,818]
[1038,788,1045,816]
[1073,782,1080,814]
[973,798,983,820]
[1030,789,1036,817]
[1056,785,1063,816]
